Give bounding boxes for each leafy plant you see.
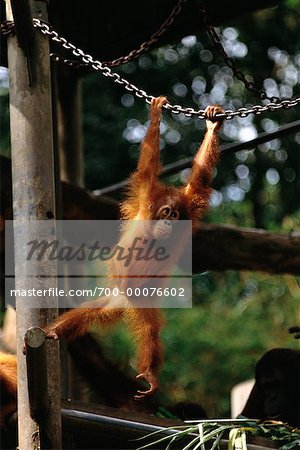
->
[136,419,300,450]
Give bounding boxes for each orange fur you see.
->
[0,352,17,428]
[46,98,223,399]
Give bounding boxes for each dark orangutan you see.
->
[241,349,300,427]
[46,97,224,399]
[0,352,17,428]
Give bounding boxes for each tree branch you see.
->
[193,223,300,274]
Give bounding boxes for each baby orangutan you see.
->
[0,352,17,428]
[46,97,224,399]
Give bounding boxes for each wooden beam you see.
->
[1,156,299,275]
[193,223,300,274]
[52,64,86,401]
[54,66,84,187]
[6,0,62,448]
[24,328,49,423]
[47,0,279,68]
[9,0,34,59]
[1,1,280,69]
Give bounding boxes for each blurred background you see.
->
[1,0,300,418]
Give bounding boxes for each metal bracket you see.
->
[10,0,34,85]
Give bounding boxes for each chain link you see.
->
[3,16,300,119]
[33,18,300,120]
[34,0,188,70]
[102,0,188,67]
[0,20,14,36]
[0,1,283,104]
[197,0,279,103]
[0,0,187,68]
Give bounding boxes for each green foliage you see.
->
[136,420,300,450]
[82,3,300,413]
[82,2,300,228]
[160,272,299,417]
[1,0,300,420]
[286,0,300,7]
[96,270,300,417]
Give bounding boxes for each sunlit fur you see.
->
[46,97,224,399]
[0,352,17,428]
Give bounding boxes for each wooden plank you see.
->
[1,157,300,275]
[6,0,62,448]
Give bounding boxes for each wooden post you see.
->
[53,64,87,400]
[6,0,62,448]
[24,327,49,422]
[56,65,84,187]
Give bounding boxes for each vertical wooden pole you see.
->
[56,66,84,187]
[54,65,86,400]
[6,1,62,449]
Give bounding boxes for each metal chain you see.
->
[197,0,279,103]
[3,17,300,119]
[32,19,300,120]
[0,0,187,69]
[0,2,282,103]
[32,0,188,70]
[49,53,93,71]
[102,0,188,67]
[206,26,272,100]
[0,19,14,36]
